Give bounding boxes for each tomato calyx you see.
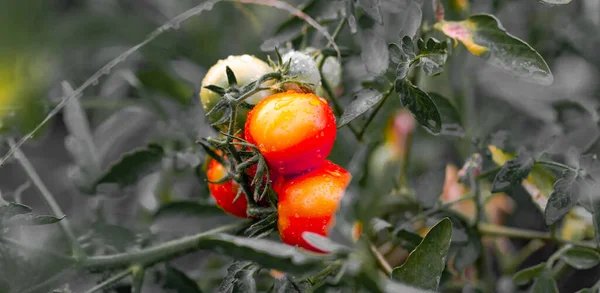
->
[203,66,283,129]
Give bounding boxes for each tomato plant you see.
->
[2,0,600,293]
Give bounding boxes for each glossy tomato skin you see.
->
[276,161,351,252]
[200,55,275,133]
[244,91,336,175]
[206,158,250,218]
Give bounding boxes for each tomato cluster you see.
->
[200,55,351,252]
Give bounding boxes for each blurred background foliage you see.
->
[1,0,600,292]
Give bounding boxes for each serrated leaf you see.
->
[491,153,534,193]
[338,89,384,128]
[232,269,256,293]
[197,234,325,274]
[396,62,409,80]
[560,247,600,270]
[163,266,203,293]
[545,169,578,226]
[529,269,559,293]
[394,229,423,252]
[95,144,165,188]
[427,93,464,137]
[437,14,553,85]
[137,66,194,105]
[415,38,448,76]
[388,43,404,64]
[273,277,301,293]
[392,218,452,291]
[361,29,389,75]
[395,79,442,135]
[513,262,545,285]
[220,261,253,293]
[401,36,416,59]
[5,214,65,227]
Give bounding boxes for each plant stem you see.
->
[82,268,132,293]
[535,160,576,172]
[82,221,246,270]
[478,223,598,250]
[358,86,394,141]
[7,138,83,258]
[368,240,393,276]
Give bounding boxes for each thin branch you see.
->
[82,221,246,270]
[478,223,599,250]
[7,138,83,257]
[358,86,395,140]
[368,240,393,276]
[82,268,133,293]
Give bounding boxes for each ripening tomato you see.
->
[206,158,250,218]
[206,155,275,218]
[244,91,336,175]
[276,161,351,252]
[199,55,275,132]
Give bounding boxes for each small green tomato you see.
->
[281,50,321,93]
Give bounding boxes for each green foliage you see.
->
[95,144,165,189]
[561,247,600,270]
[513,262,546,286]
[392,218,452,291]
[395,79,442,135]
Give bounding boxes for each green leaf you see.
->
[0,201,32,221]
[537,0,572,5]
[137,66,195,105]
[154,201,227,219]
[401,36,416,59]
[396,62,410,80]
[388,43,404,64]
[491,153,534,193]
[544,169,578,226]
[5,214,65,227]
[163,266,203,293]
[513,262,545,286]
[395,79,442,135]
[392,218,452,291]
[427,93,464,137]
[302,232,351,254]
[529,269,559,293]
[198,234,325,274]
[437,14,553,85]
[232,268,257,293]
[415,38,448,76]
[338,89,384,128]
[95,143,165,188]
[219,261,253,293]
[394,229,423,252]
[560,247,600,270]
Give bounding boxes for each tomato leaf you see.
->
[491,152,534,193]
[338,89,384,128]
[415,38,448,76]
[95,143,165,188]
[538,0,572,5]
[529,269,559,293]
[513,262,545,286]
[427,93,464,137]
[560,247,600,270]
[360,29,389,75]
[0,201,32,222]
[544,169,579,226]
[395,79,442,135]
[197,234,326,274]
[437,14,553,85]
[392,218,452,291]
[5,214,65,227]
[162,266,203,293]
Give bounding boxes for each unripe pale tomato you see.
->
[275,160,351,253]
[199,55,275,132]
[281,50,321,92]
[244,91,336,175]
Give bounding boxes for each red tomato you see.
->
[206,158,250,218]
[244,91,336,175]
[276,161,351,252]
